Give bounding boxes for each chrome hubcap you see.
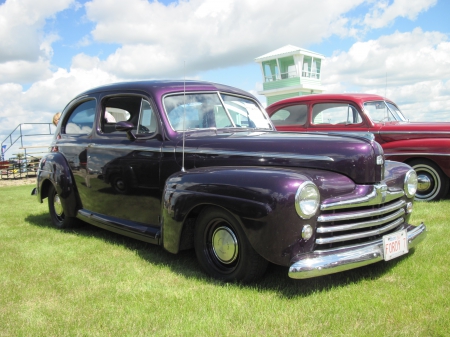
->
[54,194,63,216]
[212,226,238,264]
[417,174,431,192]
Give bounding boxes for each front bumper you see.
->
[288,223,426,279]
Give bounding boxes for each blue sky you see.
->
[1,0,450,153]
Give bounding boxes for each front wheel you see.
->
[48,184,78,228]
[409,159,449,201]
[194,207,268,282]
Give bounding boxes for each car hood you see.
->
[177,131,384,184]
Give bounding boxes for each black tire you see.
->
[409,159,449,201]
[48,184,78,228]
[111,174,130,194]
[194,207,268,282]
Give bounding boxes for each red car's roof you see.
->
[267,93,389,112]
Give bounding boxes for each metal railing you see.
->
[1,123,54,179]
[264,70,298,82]
[264,70,321,82]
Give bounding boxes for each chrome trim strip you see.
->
[321,184,404,211]
[325,131,375,141]
[386,152,450,157]
[184,148,334,161]
[315,217,404,245]
[57,142,162,152]
[288,223,426,279]
[317,208,405,233]
[318,199,405,222]
[379,131,450,135]
[57,143,333,161]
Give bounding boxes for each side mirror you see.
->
[115,121,136,141]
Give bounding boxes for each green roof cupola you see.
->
[255,45,325,105]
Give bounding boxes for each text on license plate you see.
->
[383,229,408,261]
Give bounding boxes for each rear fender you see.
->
[36,152,80,217]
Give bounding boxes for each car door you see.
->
[83,94,163,227]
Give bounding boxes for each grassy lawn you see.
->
[1,184,449,336]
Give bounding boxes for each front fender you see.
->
[36,152,80,217]
[382,138,450,178]
[161,166,317,266]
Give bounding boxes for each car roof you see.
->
[77,80,254,100]
[267,93,389,110]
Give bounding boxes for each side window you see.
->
[101,96,140,133]
[137,100,157,134]
[270,104,307,126]
[65,100,96,135]
[312,103,362,125]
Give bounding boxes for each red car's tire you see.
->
[409,159,449,201]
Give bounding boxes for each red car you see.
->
[267,93,450,201]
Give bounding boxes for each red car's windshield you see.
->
[364,101,407,122]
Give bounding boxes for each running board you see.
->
[77,209,161,245]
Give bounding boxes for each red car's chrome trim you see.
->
[386,153,450,157]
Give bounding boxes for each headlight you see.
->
[295,181,320,219]
[404,170,418,198]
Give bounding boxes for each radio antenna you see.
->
[181,61,186,172]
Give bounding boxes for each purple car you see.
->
[33,80,426,282]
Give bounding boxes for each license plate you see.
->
[383,229,408,261]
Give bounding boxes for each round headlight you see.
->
[295,181,320,219]
[404,169,418,198]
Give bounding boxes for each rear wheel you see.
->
[48,184,78,228]
[194,207,268,282]
[409,159,449,201]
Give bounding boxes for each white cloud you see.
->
[363,0,437,29]
[0,0,75,84]
[0,0,74,62]
[322,28,450,121]
[81,0,439,79]
[0,59,53,84]
[83,0,368,77]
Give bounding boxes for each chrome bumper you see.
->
[288,223,426,279]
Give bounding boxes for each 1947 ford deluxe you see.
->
[33,81,426,282]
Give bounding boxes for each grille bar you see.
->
[318,199,405,223]
[317,208,406,233]
[316,217,404,245]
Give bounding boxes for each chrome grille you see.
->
[315,184,407,249]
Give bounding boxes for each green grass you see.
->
[1,184,449,336]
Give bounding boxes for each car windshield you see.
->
[164,92,272,131]
[363,100,407,122]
